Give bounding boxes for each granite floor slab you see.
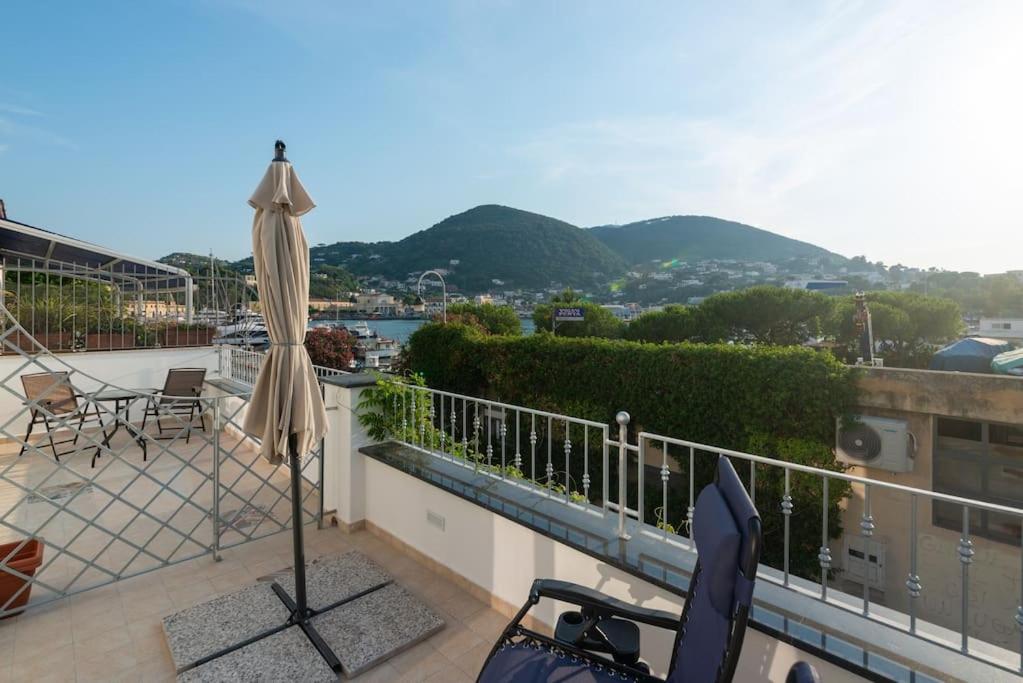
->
[274,550,392,611]
[162,582,291,672]
[163,551,440,679]
[177,626,337,683]
[311,583,446,677]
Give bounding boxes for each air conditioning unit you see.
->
[836,415,914,473]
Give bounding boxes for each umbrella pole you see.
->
[266,433,343,672]
[288,433,309,617]
[196,436,345,673]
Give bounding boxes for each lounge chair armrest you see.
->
[531,579,679,630]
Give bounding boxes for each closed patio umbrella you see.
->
[245,141,326,463]
[243,140,337,669]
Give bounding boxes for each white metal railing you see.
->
[220,345,349,388]
[0,254,254,354]
[383,382,1023,674]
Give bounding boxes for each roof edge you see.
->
[0,216,191,278]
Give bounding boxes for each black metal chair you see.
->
[19,371,103,461]
[476,455,761,683]
[140,368,208,443]
[787,662,822,683]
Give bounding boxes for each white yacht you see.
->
[214,311,269,348]
[345,321,400,369]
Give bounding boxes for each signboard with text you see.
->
[554,307,585,322]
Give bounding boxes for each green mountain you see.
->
[180,208,853,295]
[589,216,846,266]
[310,205,628,291]
[158,252,241,276]
[159,252,357,299]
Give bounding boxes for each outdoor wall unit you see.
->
[836,415,915,473]
[842,535,886,592]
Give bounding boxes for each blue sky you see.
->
[2,1,1021,273]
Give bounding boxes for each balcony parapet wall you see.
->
[856,366,1023,423]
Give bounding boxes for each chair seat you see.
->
[478,643,642,683]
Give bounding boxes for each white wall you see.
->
[321,381,373,521]
[0,347,221,434]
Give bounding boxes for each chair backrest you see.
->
[786,662,822,683]
[667,456,762,683]
[21,371,78,415]
[159,368,207,403]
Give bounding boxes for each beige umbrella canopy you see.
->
[243,143,327,464]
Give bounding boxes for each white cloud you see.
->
[0,108,76,152]
[510,0,1023,272]
[0,103,42,117]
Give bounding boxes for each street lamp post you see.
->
[417,270,447,323]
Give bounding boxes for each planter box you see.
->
[3,332,71,353]
[0,539,44,618]
[160,327,215,347]
[85,332,138,350]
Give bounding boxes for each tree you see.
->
[550,288,580,304]
[304,327,356,370]
[692,286,834,345]
[308,264,359,299]
[907,271,1023,317]
[533,290,624,338]
[827,291,962,367]
[445,303,521,336]
[624,305,695,343]
[868,291,962,346]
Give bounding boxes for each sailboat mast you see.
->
[209,251,215,323]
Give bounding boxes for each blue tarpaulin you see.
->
[992,348,1023,376]
[929,337,1014,373]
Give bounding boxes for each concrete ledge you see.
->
[320,373,380,389]
[204,377,252,396]
[856,366,1023,422]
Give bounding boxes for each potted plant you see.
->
[0,538,44,618]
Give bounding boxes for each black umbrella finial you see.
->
[273,139,287,162]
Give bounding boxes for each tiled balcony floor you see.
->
[0,426,320,606]
[0,525,507,682]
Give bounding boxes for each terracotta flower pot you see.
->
[0,538,44,618]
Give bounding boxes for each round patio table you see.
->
[88,389,149,467]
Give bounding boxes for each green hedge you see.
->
[445,302,522,336]
[403,323,858,579]
[407,324,855,446]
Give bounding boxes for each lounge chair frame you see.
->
[19,371,103,461]
[477,456,762,683]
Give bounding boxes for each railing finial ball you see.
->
[616,411,630,426]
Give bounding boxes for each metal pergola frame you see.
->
[0,217,195,322]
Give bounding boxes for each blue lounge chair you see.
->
[477,455,762,682]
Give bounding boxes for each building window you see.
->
[933,417,1023,545]
[937,418,982,441]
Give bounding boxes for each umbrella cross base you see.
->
[270,581,349,673]
[162,552,445,679]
